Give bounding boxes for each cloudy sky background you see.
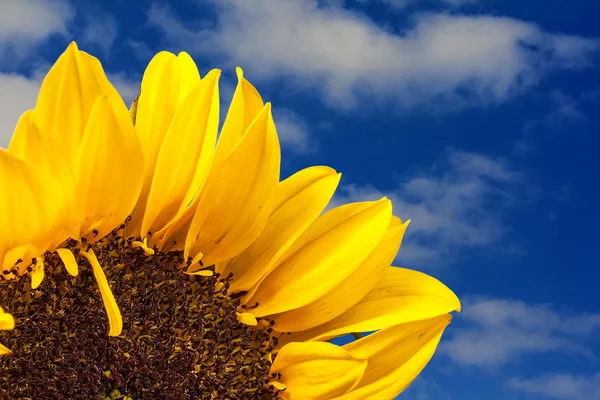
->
[1,0,599,399]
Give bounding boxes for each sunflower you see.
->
[0,42,460,400]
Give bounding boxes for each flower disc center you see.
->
[0,231,280,400]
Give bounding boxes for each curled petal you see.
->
[334,315,452,399]
[0,307,15,330]
[271,341,367,400]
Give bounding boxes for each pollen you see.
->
[0,229,282,400]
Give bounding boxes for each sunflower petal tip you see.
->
[207,68,222,80]
[270,381,286,391]
[0,309,15,331]
[184,268,214,277]
[0,343,13,355]
[235,66,244,78]
[236,312,258,326]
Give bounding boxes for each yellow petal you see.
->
[236,312,258,326]
[74,96,144,241]
[222,166,341,293]
[175,52,202,106]
[126,51,200,237]
[141,69,220,238]
[8,110,76,243]
[33,42,124,164]
[56,248,78,276]
[31,257,45,289]
[281,266,460,344]
[334,315,452,400]
[213,67,264,165]
[271,381,286,391]
[184,269,213,277]
[80,50,129,111]
[9,110,75,186]
[272,217,409,332]
[132,238,155,256]
[0,343,11,355]
[247,198,392,317]
[0,150,70,271]
[80,250,122,336]
[0,307,15,330]
[184,103,281,266]
[271,341,368,400]
[134,51,178,155]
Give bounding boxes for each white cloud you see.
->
[332,150,521,267]
[508,373,600,400]
[272,108,313,153]
[148,1,598,110]
[0,73,43,148]
[0,0,73,64]
[379,0,480,8]
[441,297,600,367]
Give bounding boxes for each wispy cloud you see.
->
[441,297,600,367]
[332,150,522,267]
[0,0,73,66]
[80,9,119,58]
[272,108,314,154]
[0,72,44,148]
[523,90,587,135]
[376,0,481,9]
[401,376,452,400]
[148,0,599,110]
[508,373,600,400]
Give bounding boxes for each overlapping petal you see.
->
[8,110,74,188]
[141,69,220,239]
[0,150,70,272]
[33,42,125,165]
[334,315,452,399]
[214,67,264,165]
[127,51,202,237]
[184,103,281,266]
[151,68,267,252]
[247,198,392,317]
[73,96,144,241]
[220,166,341,293]
[280,266,460,344]
[271,341,367,400]
[8,110,76,243]
[270,217,409,332]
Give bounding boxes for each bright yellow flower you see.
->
[0,43,460,400]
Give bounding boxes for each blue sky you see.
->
[1,0,599,399]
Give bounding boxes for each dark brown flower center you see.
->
[0,230,281,400]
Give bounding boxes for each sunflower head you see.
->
[0,42,460,400]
